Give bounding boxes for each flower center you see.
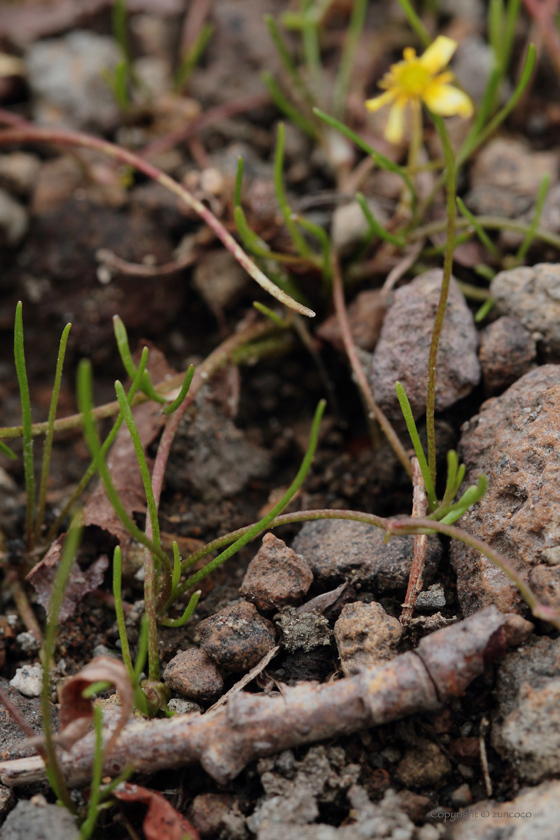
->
[392,60,431,97]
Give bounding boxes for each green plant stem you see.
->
[515,173,551,264]
[274,123,316,260]
[331,255,412,479]
[301,0,324,100]
[159,590,200,627]
[79,705,104,839]
[4,568,42,642]
[34,324,71,546]
[174,400,326,602]
[112,546,148,714]
[456,197,501,261]
[262,72,319,138]
[41,520,82,812]
[424,116,457,487]
[395,382,437,509]
[411,213,560,250]
[14,302,35,549]
[333,0,368,118]
[0,127,315,318]
[162,366,195,415]
[395,0,432,46]
[264,14,316,108]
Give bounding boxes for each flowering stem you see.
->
[425,116,456,487]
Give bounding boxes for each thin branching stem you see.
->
[14,302,35,549]
[331,255,412,478]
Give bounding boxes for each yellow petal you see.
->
[422,81,474,117]
[419,36,457,74]
[385,98,407,143]
[365,90,396,113]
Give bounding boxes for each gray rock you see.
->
[276,607,331,653]
[369,269,480,420]
[167,697,202,715]
[0,153,40,196]
[492,636,560,783]
[450,779,560,839]
[451,365,560,615]
[2,797,79,840]
[9,664,42,697]
[395,739,452,788]
[26,31,120,131]
[452,36,496,104]
[163,647,224,704]
[334,601,402,676]
[415,582,446,611]
[0,785,15,822]
[240,533,313,611]
[491,263,560,362]
[165,394,271,502]
[470,139,558,198]
[331,198,388,255]
[479,316,537,395]
[317,289,386,353]
[292,519,442,591]
[192,250,249,316]
[0,189,28,246]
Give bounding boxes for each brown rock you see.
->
[198,601,276,672]
[317,289,386,353]
[369,269,480,420]
[529,565,560,609]
[163,647,224,704]
[395,739,452,788]
[276,608,331,653]
[240,533,313,610]
[334,601,402,676]
[188,793,235,839]
[292,519,442,591]
[451,780,560,839]
[449,737,480,766]
[450,365,560,615]
[491,264,560,362]
[479,316,537,396]
[469,138,558,198]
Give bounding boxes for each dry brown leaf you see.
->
[113,782,200,840]
[57,656,133,755]
[26,535,109,623]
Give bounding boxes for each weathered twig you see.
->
[400,458,428,625]
[0,607,530,788]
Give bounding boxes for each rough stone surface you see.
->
[450,779,560,839]
[165,394,271,502]
[1,798,80,840]
[198,601,276,672]
[333,601,402,676]
[0,189,28,247]
[163,647,224,704]
[395,739,452,788]
[450,365,560,615]
[369,270,480,420]
[9,664,42,697]
[491,264,560,362]
[415,583,446,612]
[479,316,537,395]
[292,520,442,591]
[276,607,332,653]
[331,198,388,254]
[189,793,236,839]
[26,31,121,131]
[317,289,386,353]
[492,636,560,783]
[0,785,15,822]
[167,697,202,715]
[192,249,249,315]
[240,533,313,610]
[0,677,58,760]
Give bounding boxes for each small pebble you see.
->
[396,740,452,788]
[15,631,40,652]
[276,607,331,653]
[317,289,386,353]
[2,797,79,840]
[334,601,402,676]
[163,647,224,703]
[450,784,472,807]
[479,316,537,395]
[167,697,202,715]
[240,532,313,610]
[188,793,235,839]
[9,664,42,698]
[415,583,446,612]
[0,785,15,821]
[198,601,276,672]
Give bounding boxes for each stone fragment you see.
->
[369,270,480,420]
[415,583,446,612]
[333,601,402,676]
[26,31,120,131]
[331,198,388,254]
[0,678,58,760]
[276,607,331,653]
[2,797,79,840]
[0,785,15,823]
[479,316,537,395]
[528,565,560,609]
[0,153,40,196]
[450,365,560,615]
[452,36,495,103]
[395,739,452,788]
[167,698,202,715]
[292,520,441,591]
[198,601,276,672]
[491,263,560,362]
[188,793,236,839]
[9,664,42,697]
[165,394,271,502]
[240,533,313,610]
[0,189,27,246]
[492,636,560,783]
[163,647,224,704]
[317,289,386,353]
[192,249,249,316]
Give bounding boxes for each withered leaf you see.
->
[58,656,133,754]
[26,535,109,623]
[113,782,200,840]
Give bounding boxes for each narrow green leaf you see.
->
[14,302,35,548]
[395,382,437,510]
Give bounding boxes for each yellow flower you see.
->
[365,36,474,144]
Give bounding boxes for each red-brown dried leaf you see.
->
[57,657,133,754]
[113,782,200,840]
[26,535,109,623]
[83,343,175,552]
